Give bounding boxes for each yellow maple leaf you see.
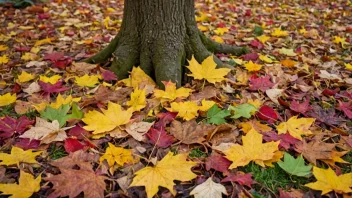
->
[0,55,9,64]
[167,101,199,121]
[321,150,349,167]
[0,146,42,167]
[212,36,224,43]
[305,166,352,195]
[0,170,41,198]
[224,129,280,168]
[271,28,289,37]
[0,45,8,51]
[153,81,193,103]
[39,75,62,84]
[279,48,297,56]
[21,52,35,61]
[127,87,147,112]
[130,152,197,198]
[259,55,273,63]
[0,93,16,107]
[100,143,139,167]
[263,150,284,167]
[247,99,262,108]
[187,55,231,84]
[34,37,52,46]
[75,74,101,87]
[49,94,81,109]
[244,61,262,72]
[333,36,347,48]
[214,27,229,35]
[198,99,216,111]
[281,59,298,68]
[196,12,209,22]
[120,67,156,89]
[257,35,270,43]
[17,71,35,83]
[82,102,133,134]
[277,116,315,140]
[344,63,352,71]
[238,120,271,133]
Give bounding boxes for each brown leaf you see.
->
[190,86,218,101]
[294,140,335,165]
[50,150,100,171]
[94,86,132,104]
[170,120,216,144]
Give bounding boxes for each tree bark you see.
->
[86,0,247,87]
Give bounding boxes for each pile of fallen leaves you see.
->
[0,0,352,197]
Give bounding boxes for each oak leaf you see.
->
[276,116,315,140]
[130,152,197,198]
[190,177,227,198]
[224,129,280,168]
[305,167,352,195]
[153,81,193,103]
[0,171,41,198]
[82,102,133,134]
[187,55,230,84]
[0,93,16,107]
[0,146,42,166]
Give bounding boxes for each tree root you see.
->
[85,35,120,64]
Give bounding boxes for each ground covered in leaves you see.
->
[0,0,352,197]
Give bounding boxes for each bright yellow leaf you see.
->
[344,63,352,71]
[127,87,147,112]
[196,12,208,22]
[281,59,298,68]
[17,71,35,83]
[259,55,273,63]
[187,55,231,84]
[305,167,352,195]
[49,94,81,109]
[21,53,35,61]
[0,170,41,198]
[214,27,229,35]
[224,129,280,168]
[277,116,315,140]
[263,150,284,167]
[0,146,42,166]
[271,28,289,37]
[120,67,156,89]
[333,36,347,48]
[34,37,52,46]
[153,81,193,103]
[279,48,297,56]
[0,93,16,107]
[75,74,101,87]
[244,61,262,72]
[130,152,197,198]
[0,45,8,51]
[167,101,199,121]
[212,36,224,43]
[82,102,133,134]
[0,55,9,64]
[198,99,216,111]
[100,143,139,167]
[238,120,272,133]
[257,35,270,43]
[39,75,62,84]
[321,150,349,167]
[247,99,262,108]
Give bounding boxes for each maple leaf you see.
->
[64,138,85,153]
[82,102,133,134]
[224,129,280,168]
[221,172,255,188]
[345,63,352,71]
[256,105,279,123]
[281,59,298,68]
[279,48,297,56]
[263,132,300,150]
[153,81,193,103]
[277,153,312,177]
[238,120,272,134]
[146,127,175,148]
[250,39,264,49]
[190,177,227,198]
[154,112,177,129]
[0,55,9,64]
[259,54,273,63]
[39,75,62,84]
[333,36,347,48]
[124,121,154,141]
[75,74,101,87]
[271,28,289,37]
[205,153,231,172]
[0,116,34,139]
[100,143,139,167]
[19,117,71,144]
[244,61,262,72]
[276,116,315,140]
[17,71,35,83]
[229,103,257,119]
[0,93,16,107]
[248,75,275,92]
[206,104,231,125]
[41,103,83,127]
[0,170,41,198]
[127,87,147,112]
[243,53,259,61]
[130,152,197,198]
[305,167,352,195]
[187,55,231,84]
[290,98,312,114]
[120,66,156,89]
[199,99,216,111]
[38,80,69,94]
[0,45,8,51]
[337,101,352,119]
[0,146,42,166]
[170,120,215,144]
[321,150,349,167]
[294,140,335,165]
[257,35,270,43]
[307,105,345,126]
[167,101,199,121]
[214,27,229,35]
[43,51,65,61]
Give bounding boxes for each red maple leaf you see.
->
[205,154,231,173]
[256,105,279,123]
[39,80,69,94]
[0,116,34,139]
[263,131,300,150]
[146,127,175,148]
[337,101,352,119]
[101,70,117,81]
[250,40,264,49]
[64,138,86,153]
[43,52,65,61]
[221,172,255,188]
[249,75,275,92]
[154,112,177,129]
[15,138,40,150]
[290,97,312,114]
[243,53,259,61]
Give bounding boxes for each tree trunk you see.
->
[86,0,247,87]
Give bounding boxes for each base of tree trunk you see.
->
[85,0,248,88]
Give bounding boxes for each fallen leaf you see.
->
[190,177,227,198]
[127,87,147,112]
[294,140,334,165]
[153,81,193,103]
[0,93,16,107]
[244,61,262,72]
[167,101,199,121]
[0,116,34,139]
[205,153,231,172]
[100,142,139,168]
[170,120,215,144]
[0,171,41,198]
[125,121,154,141]
[277,116,315,140]
[249,75,275,92]
[277,153,312,177]
[206,104,231,125]
[0,146,42,166]
[146,127,175,148]
[229,103,257,119]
